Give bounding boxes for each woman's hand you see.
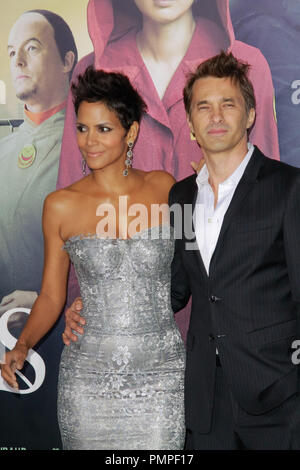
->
[62,297,86,346]
[190,158,205,174]
[0,343,28,390]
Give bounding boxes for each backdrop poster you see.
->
[0,0,91,450]
[229,0,300,168]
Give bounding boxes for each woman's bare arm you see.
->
[1,191,70,388]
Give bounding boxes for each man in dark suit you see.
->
[169,51,300,449]
[62,51,300,450]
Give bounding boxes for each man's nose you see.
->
[14,49,26,67]
[210,106,224,123]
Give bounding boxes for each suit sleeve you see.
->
[283,174,300,302]
[169,185,191,313]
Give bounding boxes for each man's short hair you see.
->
[25,9,78,81]
[183,51,256,116]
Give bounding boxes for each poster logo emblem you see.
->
[17,144,36,169]
[0,308,46,394]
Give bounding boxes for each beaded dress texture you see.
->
[57,225,185,450]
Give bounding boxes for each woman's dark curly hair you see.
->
[71,66,147,132]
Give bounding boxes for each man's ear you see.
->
[246,108,256,130]
[186,114,195,137]
[63,50,76,75]
[187,114,196,140]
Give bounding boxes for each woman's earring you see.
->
[82,158,87,175]
[123,142,134,176]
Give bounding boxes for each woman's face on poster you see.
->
[134,0,195,24]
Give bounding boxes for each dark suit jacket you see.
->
[169,146,300,433]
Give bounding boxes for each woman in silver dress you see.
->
[0,66,185,450]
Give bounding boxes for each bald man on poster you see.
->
[0,9,77,450]
[0,10,77,324]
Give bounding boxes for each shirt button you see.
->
[209,295,220,303]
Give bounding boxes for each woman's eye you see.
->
[98,126,111,132]
[76,125,87,133]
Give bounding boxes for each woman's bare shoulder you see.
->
[144,170,176,193]
[43,187,78,216]
[45,175,90,206]
[144,170,176,185]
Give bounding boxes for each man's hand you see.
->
[62,297,85,346]
[0,290,38,315]
[190,158,205,174]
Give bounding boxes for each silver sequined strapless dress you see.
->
[57,225,185,450]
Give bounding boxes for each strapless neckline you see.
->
[63,224,173,246]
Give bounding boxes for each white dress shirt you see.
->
[193,143,255,275]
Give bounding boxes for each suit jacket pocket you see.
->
[246,318,297,348]
[220,319,298,415]
[234,367,298,425]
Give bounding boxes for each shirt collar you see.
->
[196,143,254,189]
[24,100,67,126]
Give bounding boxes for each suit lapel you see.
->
[209,147,266,272]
